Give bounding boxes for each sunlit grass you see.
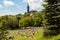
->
[42,34,60,40]
[6,27,60,40]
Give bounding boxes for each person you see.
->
[32,29,35,35]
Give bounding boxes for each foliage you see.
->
[44,0,60,36]
[32,13,43,26]
[0,22,8,40]
[19,12,43,27]
[0,15,19,29]
[19,16,32,27]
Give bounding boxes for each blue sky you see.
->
[0,0,46,16]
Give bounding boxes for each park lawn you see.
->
[5,27,60,40]
[14,36,30,40]
[6,27,44,40]
[49,34,60,40]
[34,28,43,40]
[42,34,60,40]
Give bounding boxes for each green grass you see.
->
[5,27,60,40]
[42,34,60,40]
[34,28,43,40]
[50,34,60,40]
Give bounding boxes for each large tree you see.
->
[44,0,60,36]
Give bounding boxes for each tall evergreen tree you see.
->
[44,0,60,36]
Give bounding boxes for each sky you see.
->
[0,0,46,16]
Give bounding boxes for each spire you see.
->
[27,4,29,13]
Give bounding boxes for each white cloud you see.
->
[23,0,46,10]
[4,0,15,6]
[0,5,4,8]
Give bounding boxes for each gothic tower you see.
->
[27,4,29,13]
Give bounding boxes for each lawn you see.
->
[42,34,60,40]
[4,27,60,40]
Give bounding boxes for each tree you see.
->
[0,22,8,40]
[44,0,60,36]
[2,15,18,29]
[19,16,32,27]
[32,13,43,27]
